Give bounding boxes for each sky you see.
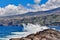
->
[0,0,48,7]
[0,0,60,16]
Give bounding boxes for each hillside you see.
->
[0,7,60,26]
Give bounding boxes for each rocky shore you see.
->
[10,29,60,40]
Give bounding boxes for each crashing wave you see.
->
[23,23,49,33]
[3,23,49,40]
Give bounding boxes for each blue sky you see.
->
[0,0,48,7]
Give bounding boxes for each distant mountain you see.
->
[10,29,60,40]
[0,7,60,26]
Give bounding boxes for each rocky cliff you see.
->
[10,29,60,40]
[0,7,60,26]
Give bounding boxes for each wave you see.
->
[7,23,49,37]
[23,23,49,33]
[2,23,49,40]
[0,38,10,40]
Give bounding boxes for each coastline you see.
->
[10,29,60,40]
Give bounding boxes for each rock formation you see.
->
[10,29,60,40]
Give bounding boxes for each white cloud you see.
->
[34,0,41,4]
[4,5,18,16]
[44,0,60,8]
[31,0,60,11]
[0,4,29,16]
[0,8,5,15]
[0,0,60,16]
[27,3,31,6]
[40,0,60,10]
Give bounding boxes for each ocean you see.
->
[0,26,23,40]
[0,23,60,40]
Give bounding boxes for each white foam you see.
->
[5,23,49,40]
[11,32,31,35]
[6,32,31,38]
[23,23,49,33]
[0,38,10,40]
[6,33,30,38]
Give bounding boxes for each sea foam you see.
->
[3,23,49,40]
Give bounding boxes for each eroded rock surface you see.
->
[10,29,60,40]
